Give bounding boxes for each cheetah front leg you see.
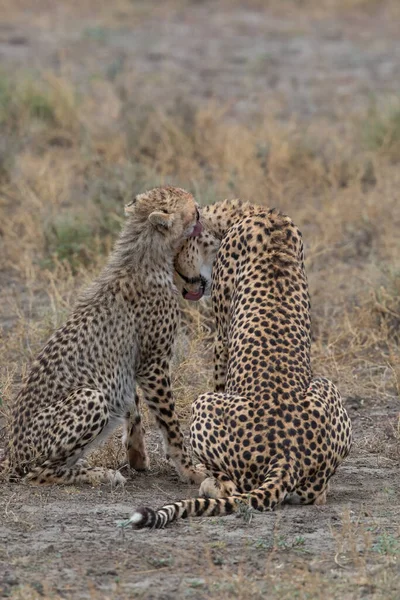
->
[138,362,206,484]
[123,390,149,471]
[214,335,228,392]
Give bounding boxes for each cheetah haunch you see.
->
[6,186,206,486]
[128,199,352,528]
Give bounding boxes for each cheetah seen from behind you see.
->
[128,199,352,528]
[5,186,206,486]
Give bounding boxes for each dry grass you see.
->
[0,66,399,468]
[1,64,399,440]
[1,71,399,395]
[358,414,400,464]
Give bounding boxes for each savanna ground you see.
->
[0,1,400,598]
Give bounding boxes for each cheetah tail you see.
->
[126,496,239,529]
[125,472,292,530]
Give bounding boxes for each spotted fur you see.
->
[129,199,352,528]
[5,186,206,486]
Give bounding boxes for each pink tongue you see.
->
[189,221,203,237]
[183,289,204,301]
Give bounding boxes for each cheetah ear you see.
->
[148,211,175,230]
[124,197,138,216]
[124,205,134,216]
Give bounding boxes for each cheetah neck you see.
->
[202,201,303,266]
[77,219,178,306]
[201,199,262,239]
[108,218,176,275]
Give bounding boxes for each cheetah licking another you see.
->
[129,199,352,528]
[5,186,206,486]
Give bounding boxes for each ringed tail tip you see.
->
[117,507,157,530]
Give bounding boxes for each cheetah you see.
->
[5,186,206,486]
[127,199,352,528]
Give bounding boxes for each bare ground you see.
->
[1,403,399,599]
[1,1,400,599]
[1,411,400,600]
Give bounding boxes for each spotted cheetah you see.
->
[128,199,352,528]
[5,186,206,486]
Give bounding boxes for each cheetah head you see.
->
[124,186,202,247]
[174,227,220,301]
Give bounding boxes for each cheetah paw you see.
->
[179,463,207,485]
[108,470,127,487]
[190,463,208,484]
[314,490,327,505]
[199,477,221,499]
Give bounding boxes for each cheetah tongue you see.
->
[183,288,204,301]
[188,221,203,237]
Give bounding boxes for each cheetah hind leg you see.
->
[286,479,330,506]
[26,462,126,486]
[25,388,126,486]
[214,336,228,393]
